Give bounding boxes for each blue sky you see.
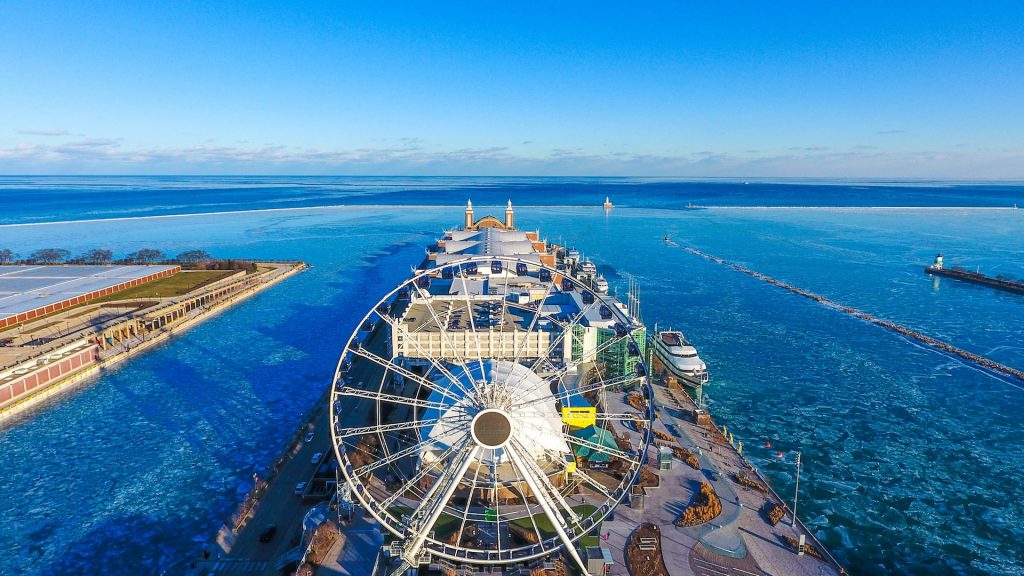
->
[1,1,1022,177]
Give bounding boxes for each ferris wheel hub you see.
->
[470,408,513,449]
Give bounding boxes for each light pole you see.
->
[791,451,802,527]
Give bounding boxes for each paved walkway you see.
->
[317,511,383,576]
[594,377,839,576]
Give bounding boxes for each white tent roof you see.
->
[419,360,568,467]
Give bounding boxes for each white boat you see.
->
[577,260,596,276]
[653,330,708,386]
[593,275,609,293]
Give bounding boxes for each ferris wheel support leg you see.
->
[398,445,480,571]
[506,444,589,573]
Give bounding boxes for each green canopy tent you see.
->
[571,425,619,465]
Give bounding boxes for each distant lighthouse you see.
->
[603,196,613,211]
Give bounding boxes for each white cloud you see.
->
[1,137,1022,178]
[14,129,70,136]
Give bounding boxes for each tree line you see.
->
[0,248,215,265]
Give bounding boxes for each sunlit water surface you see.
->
[1,201,1022,575]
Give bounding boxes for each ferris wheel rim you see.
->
[329,254,655,565]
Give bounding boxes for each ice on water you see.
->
[0,201,1022,575]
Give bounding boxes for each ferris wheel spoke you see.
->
[372,311,478,400]
[497,259,513,357]
[456,263,489,378]
[492,458,503,558]
[377,439,467,511]
[499,274,556,390]
[353,434,454,477]
[337,386,466,415]
[453,454,486,554]
[572,469,616,502]
[364,414,468,496]
[510,331,635,405]
[564,433,636,463]
[512,441,581,526]
[594,412,645,422]
[534,443,627,510]
[517,486,550,554]
[402,442,480,566]
[527,298,602,375]
[337,416,467,439]
[505,441,587,572]
[350,345,465,405]
[539,330,634,387]
[509,370,641,412]
[550,325,631,385]
[412,283,480,392]
[508,325,583,398]
[572,372,641,396]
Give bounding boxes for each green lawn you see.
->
[0,268,240,333]
[387,505,463,539]
[510,504,601,545]
[91,270,234,302]
[388,503,602,546]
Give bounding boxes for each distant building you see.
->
[463,199,516,231]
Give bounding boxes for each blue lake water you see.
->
[1,178,1023,575]
[2,176,1024,225]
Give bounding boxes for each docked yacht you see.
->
[592,275,609,293]
[577,259,597,277]
[653,330,708,386]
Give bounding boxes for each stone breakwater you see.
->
[682,246,1024,385]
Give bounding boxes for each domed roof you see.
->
[419,360,569,467]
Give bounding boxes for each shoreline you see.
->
[668,383,846,572]
[0,262,307,425]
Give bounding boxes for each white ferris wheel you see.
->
[330,255,654,573]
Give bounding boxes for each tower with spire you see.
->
[461,199,517,231]
[505,199,515,229]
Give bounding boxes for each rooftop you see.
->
[435,228,540,265]
[0,265,178,321]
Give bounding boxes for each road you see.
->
[192,312,390,575]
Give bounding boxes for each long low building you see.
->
[0,264,180,329]
[392,201,645,379]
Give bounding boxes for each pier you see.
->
[677,245,1024,385]
[0,261,307,423]
[192,206,847,576]
[924,253,1024,295]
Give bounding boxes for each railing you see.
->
[657,379,848,573]
[0,304,139,371]
[2,262,302,373]
[747,465,847,572]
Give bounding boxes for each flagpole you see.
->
[791,451,802,527]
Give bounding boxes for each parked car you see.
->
[304,432,315,443]
[294,482,306,495]
[311,452,323,465]
[259,524,277,543]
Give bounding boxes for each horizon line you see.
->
[2,174,1024,183]
[2,203,1020,229]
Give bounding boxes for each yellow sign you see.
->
[561,407,596,428]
